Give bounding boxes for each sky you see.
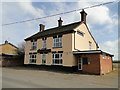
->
[1,0,119,60]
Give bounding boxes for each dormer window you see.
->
[43,40,46,48]
[53,35,62,48]
[31,40,37,50]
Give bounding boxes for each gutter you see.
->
[74,31,80,51]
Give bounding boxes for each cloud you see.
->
[77,2,111,25]
[87,6,112,25]
[99,39,118,60]
[17,1,45,18]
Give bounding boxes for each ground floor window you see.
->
[82,57,88,65]
[42,54,46,64]
[29,54,36,63]
[52,53,62,65]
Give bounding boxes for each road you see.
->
[2,67,118,88]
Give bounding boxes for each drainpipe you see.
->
[74,31,80,51]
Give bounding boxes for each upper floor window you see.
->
[31,40,37,50]
[43,40,46,48]
[89,41,92,50]
[77,31,84,37]
[29,53,36,64]
[53,36,62,48]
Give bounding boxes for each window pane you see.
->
[77,31,84,36]
[56,38,59,42]
[32,55,34,58]
[55,54,59,58]
[60,59,62,64]
[31,41,37,50]
[59,54,62,58]
[59,43,62,47]
[59,38,62,42]
[56,43,59,47]
[83,58,88,65]
[34,55,36,58]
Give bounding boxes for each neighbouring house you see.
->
[24,10,113,75]
[0,40,23,67]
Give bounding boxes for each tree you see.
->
[16,42,25,60]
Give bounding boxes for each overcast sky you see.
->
[1,0,118,60]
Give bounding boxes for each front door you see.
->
[78,56,82,70]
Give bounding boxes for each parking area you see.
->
[2,64,118,88]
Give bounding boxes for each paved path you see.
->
[2,67,118,88]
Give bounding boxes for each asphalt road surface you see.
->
[2,67,118,88]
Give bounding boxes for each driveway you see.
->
[2,66,118,88]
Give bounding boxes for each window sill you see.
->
[41,64,46,65]
[29,63,36,64]
[53,47,62,48]
[41,48,46,50]
[30,49,37,50]
[52,64,63,66]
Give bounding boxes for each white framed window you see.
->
[29,54,36,63]
[102,53,106,59]
[54,37,62,48]
[89,41,92,50]
[31,40,37,50]
[52,53,62,65]
[43,40,46,48]
[42,54,46,64]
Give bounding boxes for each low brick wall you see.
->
[0,55,24,67]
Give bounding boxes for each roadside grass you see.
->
[113,63,119,72]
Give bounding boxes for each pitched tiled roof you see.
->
[0,43,18,49]
[25,21,82,41]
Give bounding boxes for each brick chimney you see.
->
[80,9,87,24]
[58,17,63,27]
[39,24,45,32]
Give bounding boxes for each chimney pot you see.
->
[5,40,8,44]
[80,9,87,24]
[39,24,45,32]
[58,17,63,27]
